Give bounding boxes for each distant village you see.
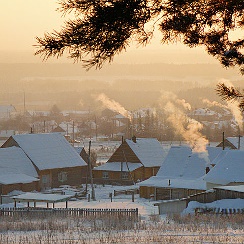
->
[0,103,242,142]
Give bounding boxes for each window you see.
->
[121,172,129,180]
[58,171,68,182]
[102,171,109,179]
[42,174,50,184]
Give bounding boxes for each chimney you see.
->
[205,166,210,174]
[132,135,136,143]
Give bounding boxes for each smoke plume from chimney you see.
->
[95,93,132,121]
[160,92,209,153]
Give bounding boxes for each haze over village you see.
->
[0,0,243,243]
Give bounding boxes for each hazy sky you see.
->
[0,1,223,64]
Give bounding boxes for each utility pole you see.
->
[43,120,46,133]
[88,141,96,200]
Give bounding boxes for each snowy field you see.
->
[1,184,244,243]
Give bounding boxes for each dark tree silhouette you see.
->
[35,0,244,106]
[216,83,244,111]
[35,0,244,70]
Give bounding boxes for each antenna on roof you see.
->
[222,132,225,150]
[238,135,241,150]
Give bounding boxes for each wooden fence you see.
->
[114,189,139,196]
[0,207,139,219]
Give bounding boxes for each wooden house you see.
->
[51,125,66,136]
[93,137,167,185]
[74,146,89,164]
[0,147,39,195]
[216,136,244,150]
[2,133,87,190]
[139,146,223,200]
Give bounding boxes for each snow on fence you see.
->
[0,207,139,219]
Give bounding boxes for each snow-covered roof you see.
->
[126,138,167,167]
[59,122,79,134]
[0,173,39,185]
[0,146,38,180]
[204,150,244,185]
[114,114,127,119]
[139,176,206,190]
[156,146,222,180]
[93,162,143,172]
[0,130,15,138]
[11,133,86,170]
[214,185,244,193]
[183,199,244,214]
[191,108,216,116]
[0,105,15,113]
[12,192,73,203]
[225,136,244,150]
[74,146,84,155]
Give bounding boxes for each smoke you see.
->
[95,93,132,121]
[202,98,228,109]
[203,79,243,132]
[219,79,243,132]
[176,99,191,110]
[227,101,243,132]
[160,91,208,152]
[198,151,211,166]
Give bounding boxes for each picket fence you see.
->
[0,207,139,219]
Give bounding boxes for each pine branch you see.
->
[216,83,244,102]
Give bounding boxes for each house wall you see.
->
[188,191,216,203]
[139,186,155,199]
[108,142,140,163]
[147,188,205,201]
[0,181,39,195]
[93,167,144,186]
[1,137,19,148]
[39,166,87,190]
[216,140,236,149]
[215,189,244,200]
[144,167,160,179]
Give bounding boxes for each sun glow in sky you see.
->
[0,0,221,64]
[0,1,63,51]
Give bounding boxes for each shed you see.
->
[12,192,73,208]
[139,146,223,199]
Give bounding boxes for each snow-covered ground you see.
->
[0,184,159,218]
[1,184,243,243]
